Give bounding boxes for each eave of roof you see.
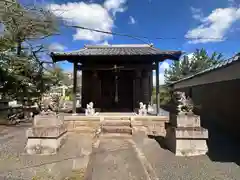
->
[169,53,240,86]
[50,44,182,62]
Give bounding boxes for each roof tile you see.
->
[171,54,240,85]
[51,44,182,60]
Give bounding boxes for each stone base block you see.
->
[175,139,208,156]
[175,127,208,139]
[170,113,201,128]
[25,124,67,155]
[26,124,67,138]
[25,132,67,155]
[33,114,63,127]
[165,127,208,156]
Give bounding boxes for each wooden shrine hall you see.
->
[51,44,182,114]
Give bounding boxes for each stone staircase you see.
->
[101,117,132,136]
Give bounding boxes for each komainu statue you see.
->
[40,94,60,114]
[138,102,147,116]
[173,92,194,114]
[85,102,95,116]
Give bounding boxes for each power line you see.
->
[1,1,237,43]
[67,25,152,45]
[66,24,235,43]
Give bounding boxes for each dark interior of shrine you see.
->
[81,65,148,112]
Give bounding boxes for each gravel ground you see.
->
[133,132,240,180]
[0,123,240,180]
[0,124,93,180]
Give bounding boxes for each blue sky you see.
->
[20,0,240,84]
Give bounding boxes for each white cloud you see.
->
[48,0,127,42]
[103,0,127,16]
[228,0,235,6]
[186,7,240,43]
[180,53,194,63]
[190,7,203,20]
[152,62,170,86]
[128,16,136,24]
[48,42,66,52]
[98,40,110,45]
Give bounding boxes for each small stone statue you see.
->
[174,92,194,114]
[138,102,147,116]
[85,102,95,116]
[147,104,154,113]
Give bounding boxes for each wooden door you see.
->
[117,71,133,111]
[100,71,115,111]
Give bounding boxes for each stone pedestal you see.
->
[165,113,208,156]
[25,114,67,155]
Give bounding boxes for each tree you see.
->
[0,0,59,55]
[0,1,61,102]
[155,48,224,106]
[164,48,224,84]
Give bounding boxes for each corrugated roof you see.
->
[170,53,240,85]
[51,44,182,60]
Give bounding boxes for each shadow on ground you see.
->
[148,135,168,150]
[204,123,240,166]
[148,126,240,166]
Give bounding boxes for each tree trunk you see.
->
[16,39,21,56]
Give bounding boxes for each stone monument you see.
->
[25,110,67,155]
[138,102,147,116]
[165,91,208,156]
[85,102,95,116]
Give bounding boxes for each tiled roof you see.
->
[51,44,182,60]
[171,53,240,85]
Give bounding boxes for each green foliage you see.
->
[0,1,58,43]
[152,86,171,105]
[164,48,223,84]
[157,48,224,106]
[0,1,62,102]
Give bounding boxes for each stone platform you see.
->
[63,112,169,136]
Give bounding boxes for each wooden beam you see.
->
[77,64,155,70]
[72,62,78,114]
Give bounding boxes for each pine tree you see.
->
[164,48,224,84]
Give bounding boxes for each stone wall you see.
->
[183,79,240,138]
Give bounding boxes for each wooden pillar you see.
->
[133,79,136,110]
[135,70,141,106]
[149,70,153,104]
[72,62,77,114]
[142,69,149,105]
[155,61,160,115]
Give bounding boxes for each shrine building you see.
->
[50,44,182,114]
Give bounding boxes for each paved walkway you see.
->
[87,132,240,180]
[88,138,148,180]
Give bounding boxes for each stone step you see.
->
[103,117,131,121]
[102,126,132,134]
[102,120,131,127]
[100,133,132,139]
[71,126,95,133]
